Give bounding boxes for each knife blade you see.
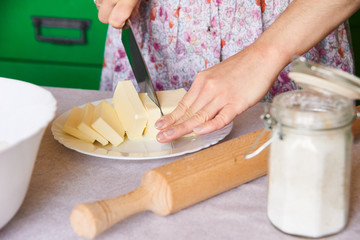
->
[122,21,163,116]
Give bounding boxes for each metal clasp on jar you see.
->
[245,104,283,159]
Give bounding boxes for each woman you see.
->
[96,0,360,142]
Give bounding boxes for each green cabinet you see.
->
[349,11,360,106]
[349,11,360,77]
[0,0,108,89]
[1,3,358,91]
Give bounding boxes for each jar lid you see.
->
[271,89,355,130]
[288,56,360,99]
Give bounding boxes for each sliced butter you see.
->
[157,88,187,115]
[77,103,109,146]
[139,93,162,140]
[92,100,125,146]
[62,107,95,143]
[112,80,147,140]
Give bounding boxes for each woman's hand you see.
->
[154,0,360,143]
[155,44,283,143]
[95,0,141,28]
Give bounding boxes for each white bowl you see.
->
[0,77,57,229]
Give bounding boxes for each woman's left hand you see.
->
[155,43,282,143]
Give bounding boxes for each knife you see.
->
[122,21,163,116]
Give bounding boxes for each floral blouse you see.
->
[100,0,354,102]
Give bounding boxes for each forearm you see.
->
[255,0,360,72]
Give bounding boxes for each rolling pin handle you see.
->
[70,186,151,239]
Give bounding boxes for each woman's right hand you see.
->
[95,0,141,28]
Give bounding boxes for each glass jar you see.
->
[266,57,360,238]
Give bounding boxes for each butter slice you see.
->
[91,100,125,146]
[139,93,162,140]
[157,88,187,115]
[77,103,109,146]
[62,107,95,143]
[112,80,147,139]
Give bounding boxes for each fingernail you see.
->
[157,128,175,141]
[157,132,165,141]
[155,119,166,129]
[193,125,203,133]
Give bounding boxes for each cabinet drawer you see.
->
[0,0,107,65]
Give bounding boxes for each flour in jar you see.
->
[267,126,352,238]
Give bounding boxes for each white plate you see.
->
[51,99,233,160]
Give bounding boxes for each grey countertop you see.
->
[0,87,359,240]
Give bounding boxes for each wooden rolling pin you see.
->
[70,127,269,239]
[71,106,360,239]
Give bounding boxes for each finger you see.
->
[94,0,103,10]
[156,99,222,143]
[155,93,197,130]
[109,0,140,28]
[130,0,141,19]
[155,100,190,130]
[98,0,116,24]
[175,92,217,125]
[155,73,208,130]
[193,105,238,135]
[174,76,228,125]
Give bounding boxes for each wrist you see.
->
[255,36,292,72]
[244,37,291,85]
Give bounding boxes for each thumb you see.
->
[109,0,140,28]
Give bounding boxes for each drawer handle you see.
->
[32,17,91,44]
